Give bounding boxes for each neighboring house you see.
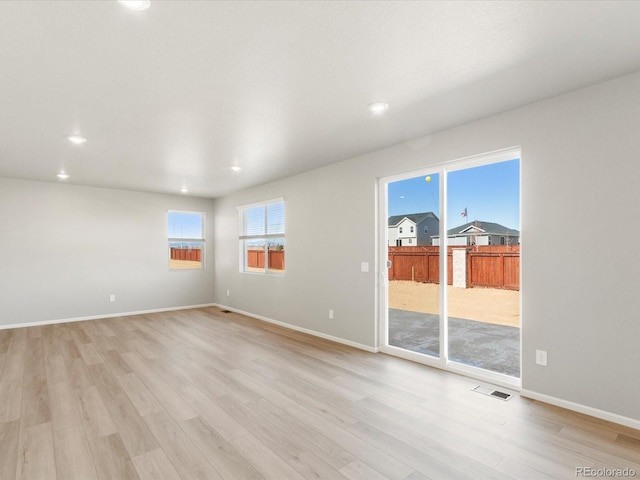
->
[388,212,439,246]
[432,220,519,246]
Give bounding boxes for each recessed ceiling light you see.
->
[180,187,189,194]
[57,172,69,180]
[66,135,87,145]
[368,102,389,114]
[117,0,150,10]
[230,165,242,172]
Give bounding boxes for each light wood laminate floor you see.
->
[1,307,638,479]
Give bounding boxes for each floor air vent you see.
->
[220,310,231,313]
[472,385,513,401]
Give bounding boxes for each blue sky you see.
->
[168,211,204,239]
[388,158,520,230]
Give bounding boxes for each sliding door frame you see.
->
[378,147,522,390]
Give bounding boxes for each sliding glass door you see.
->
[446,159,520,378]
[386,172,440,358]
[382,150,521,385]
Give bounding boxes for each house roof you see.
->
[388,212,438,227]
[447,220,519,236]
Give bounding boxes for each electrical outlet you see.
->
[329,309,334,319]
[109,294,116,302]
[226,289,230,297]
[536,349,547,366]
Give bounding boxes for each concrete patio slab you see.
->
[388,308,520,377]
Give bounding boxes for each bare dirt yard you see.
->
[389,280,520,327]
[169,259,202,269]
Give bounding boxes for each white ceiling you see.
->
[2,1,640,198]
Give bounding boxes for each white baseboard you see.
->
[213,303,379,353]
[520,389,640,431]
[0,303,219,331]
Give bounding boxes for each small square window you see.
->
[168,211,205,270]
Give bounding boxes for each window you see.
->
[424,226,429,233]
[168,211,205,270]
[399,227,403,234]
[410,226,414,233]
[239,198,285,274]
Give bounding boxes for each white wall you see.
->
[0,178,215,326]
[212,71,640,423]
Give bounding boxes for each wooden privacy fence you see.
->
[388,245,519,290]
[247,249,285,270]
[170,247,202,262]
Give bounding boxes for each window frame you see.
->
[167,210,206,271]
[238,197,285,275]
